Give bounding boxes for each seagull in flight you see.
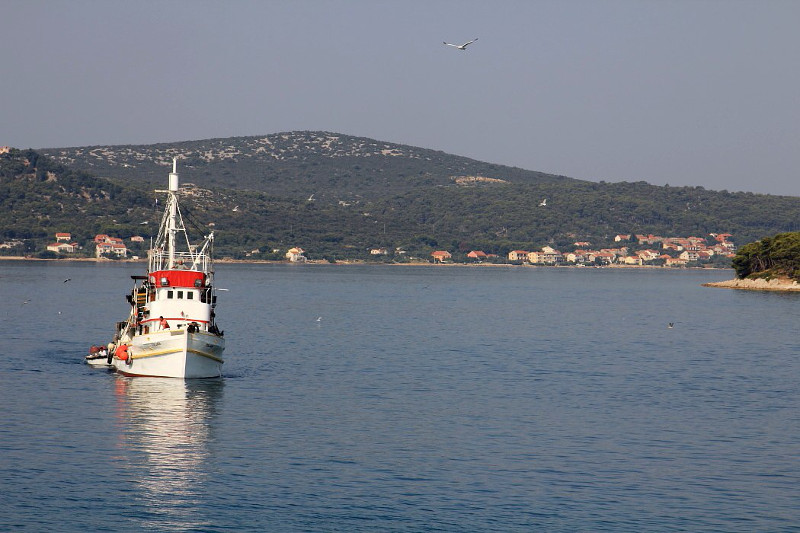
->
[63,278,71,283]
[539,199,547,207]
[443,38,478,51]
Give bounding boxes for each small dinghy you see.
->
[85,345,111,367]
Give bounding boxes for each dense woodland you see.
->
[732,232,800,281]
[2,133,799,262]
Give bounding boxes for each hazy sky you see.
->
[3,1,799,196]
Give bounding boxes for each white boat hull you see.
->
[85,356,111,368]
[113,329,225,378]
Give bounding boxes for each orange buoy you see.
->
[115,344,130,362]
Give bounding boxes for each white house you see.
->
[96,242,127,258]
[286,247,306,262]
[47,242,76,253]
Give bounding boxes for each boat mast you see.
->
[150,157,210,273]
[167,158,179,269]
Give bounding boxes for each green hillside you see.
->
[1,133,799,261]
[0,149,152,245]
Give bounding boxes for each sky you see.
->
[2,0,800,196]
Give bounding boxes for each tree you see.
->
[732,232,800,280]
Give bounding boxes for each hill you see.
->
[0,149,152,244]
[1,133,799,260]
[39,132,575,203]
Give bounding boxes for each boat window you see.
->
[178,291,184,299]
[187,292,194,300]
[167,290,174,299]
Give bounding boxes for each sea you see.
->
[0,261,798,532]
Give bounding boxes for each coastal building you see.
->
[130,235,145,243]
[601,247,628,256]
[95,242,127,258]
[94,234,128,257]
[431,250,452,263]
[636,234,663,245]
[47,242,77,253]
[508,250,529,262]
[528,246,563,265]
[467,250,488,261]
[588,252,615,265]
[564,251,587,264]
[679,250,707,262]
[286,247,306,262]
[55,232,71,242]
[636,250,661,262]
[665,257,689,267]
[370,248,389,255]
[621,255,643,265]
[0,239,23,250]
[711,243,735,256]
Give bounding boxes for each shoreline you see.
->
[0,255,729,270]
[702,277,800,292]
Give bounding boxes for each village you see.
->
[2,231,737,267]
[427,233,736,267]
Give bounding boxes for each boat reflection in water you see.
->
[113,376,223,530]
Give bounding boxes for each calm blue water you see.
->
[1,262,798,531]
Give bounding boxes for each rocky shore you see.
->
[703,277,800,292]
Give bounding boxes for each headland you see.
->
[703,276,800,292]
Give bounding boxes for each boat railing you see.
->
[149,249,211,272]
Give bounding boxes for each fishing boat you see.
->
[109,158,225,378]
